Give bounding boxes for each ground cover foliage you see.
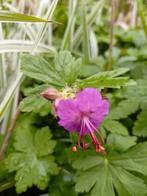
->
[0,0,147,195]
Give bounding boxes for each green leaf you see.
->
[108,98,139,120]
[21,51,82,87]
[13,155,57,193]
[133,109,147,137]
[107,134,137,152]
[22,84,49,96]
[0,11,48,23]
[100,68,130,77]
[21,54,64,87]
[78,75,129,89]
[20,95,51,116]
[20,84,52,116]
[49,172,77,196]
[72,152,104,171]
[122,79,147,108]
[122,30,147,47]
[75,166,115,196]
[0,159,10,181]
[109,142,147,175]
[77,68,131,89]
[5,115,58,193]
[90,167,115,196]
[72,142,147,196]
[102,119,128,136]
[110,166,147,196]
[54,51,82,85]
[15,112,36,126]
[34,127,56,156]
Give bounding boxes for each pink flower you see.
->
[56,88,109,152]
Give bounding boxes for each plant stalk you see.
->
[0,107,20,160]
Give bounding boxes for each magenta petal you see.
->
[57,99,81,132]
[76,88,102,112]
[58,119,78,132]
[89,99,109,127]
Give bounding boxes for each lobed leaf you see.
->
[54,50,82,85]
[5,114,58,193]
[21,54,64,87]
[107,134,137,152]
[20,95,51,116]
[22,84,49,96]
[133,109,147,137]
[72,142,147,196]
[21,51,82,87]
[34,127,56,156]
[102,119,128,136]
[78,75,129,89]
[108,98,139,120]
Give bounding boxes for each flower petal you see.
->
[76,88,102,112]
[57,99,81,131]
[89,99,109,128]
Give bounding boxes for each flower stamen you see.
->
[84,117,105,153]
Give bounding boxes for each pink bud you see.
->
[41,88,59,100]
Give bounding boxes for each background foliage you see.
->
[0,0,147,195]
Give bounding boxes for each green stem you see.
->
[0,107,20,160]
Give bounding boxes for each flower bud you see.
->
[71,146,77,152]
[41,88,59,100]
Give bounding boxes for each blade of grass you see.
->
[47,0,53,45]
[137,0,147,36]
[0,22,8,135]
[82,0,90,63]
[32,0,59,53]
[4,2,37,40]
[107,0,115,71]
[0,73,23,121]
[61,0,78,50]
[0,23,7,89]
[130,0,137,28]
[0,40,56,54]
[72,0,105,49]
[89,29,98,58]
[0,0,58,159]
[0,0,59,159]
[0,11,48,23]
